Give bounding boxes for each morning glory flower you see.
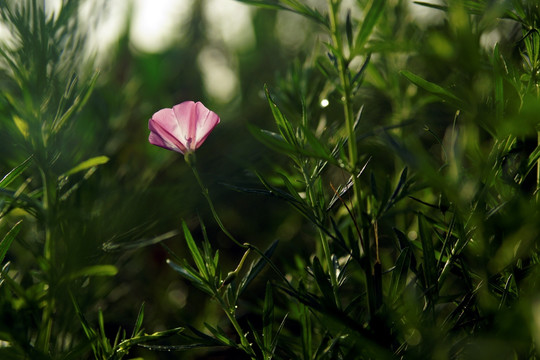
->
[148,101,220,155]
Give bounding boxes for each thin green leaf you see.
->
[0,187,42,219]
[380,167,409,215]
[115,327,184,353]
[248,124,297,155]
[248,320,267,357]
[0,156,33,188]
[102,230,179,252]
[185,325,230,346]
[400,70,467,109]
[167,259,206,289]
[68,265,118,280]
[182,221,207,279]
[0,262,9,289]
[265,84,298,146]
[139,343,218,351]
[311,257,335,307]
[441,292,475,330]
[239,239,279,294]
[51,71,99,134]
[300,303,312,360]
[278,173,305,204]
[234,0,289,11]
[327,158,371,211]
[498,274,514,309]
[70,292,99,355]
[437,212,457,283]
[418,213,438,301]
[527,144,540,173]
[412,1,447,12]
[263,282,274,350]
[98,310,111,352]
[300,124,334,162]
[0,262,27,298]
[351,54,371,92]
[414,1,486,15]
[354,0,386,53]
[132,303,145,337]
[256,173,303,205]
[204,323,237,347]
[235,0,327,26]
[271,313,288,354]
[61,155,109,177]
[0,220,21,264]
[388,247,410,300]
[492,44,504,124]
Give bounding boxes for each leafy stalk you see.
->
[327,0,376,314]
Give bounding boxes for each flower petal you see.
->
[192,101,220,149]
[172,101,198,150]
[148,108,187,154]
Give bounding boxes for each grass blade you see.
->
[132,303,145,337]
[418,213,438,303]
[0,156,33,188]
[400,70,467,109]
[61,156,109,177]
[0,220,22,264]
[354,0,386,53]
[263,282,274,350]
[182,221,207,279]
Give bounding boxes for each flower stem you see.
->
[189,164,295,291]
[188,163,256,356]
[190,164,247,249]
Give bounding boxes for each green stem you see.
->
[190,164,247,249]
[216,294,256,358]
[302,166,340,308]
[537,130,540,202]
[328,1,357,170]
[189,162,255,356]
[319,227,340,304]
[37,167,55,353]
[328,0,364,225]
[328,0,375,314]
[41,168,54,262]
[189,161,293,287]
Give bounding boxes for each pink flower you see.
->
[148,101,220,154]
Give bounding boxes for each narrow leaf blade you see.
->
[418,213,438,300]
[400,70,466,109]
[62,156,109,177]
[182,221,207,278]
[0,220,22,264]
[263,282,274,350]
[0,156,33,188]
[355,0,386,52]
